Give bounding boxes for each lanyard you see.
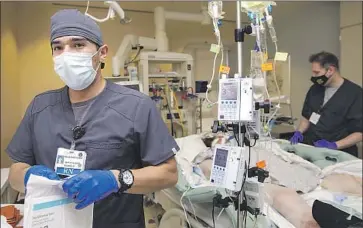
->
[70,99,97,150]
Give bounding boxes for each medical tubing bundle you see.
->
[265,31,281,133]
[249,5,281,137]
[85,1,115,23]
[205,1,224,105]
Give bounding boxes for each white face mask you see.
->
[53,51,101,91]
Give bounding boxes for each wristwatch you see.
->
[116,169,134,194]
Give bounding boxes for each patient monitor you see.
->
[210,145,246,192]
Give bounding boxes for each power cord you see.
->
[212,200,216,228]
[162,89,174,137]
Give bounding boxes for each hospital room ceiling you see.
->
[49,1,247,24]
[51,1,320,25]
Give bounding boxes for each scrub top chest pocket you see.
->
[84,140,135,170]
[318,103,348,129]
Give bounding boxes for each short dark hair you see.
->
[309,51,339,70]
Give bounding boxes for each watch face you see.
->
[123,171,134,185]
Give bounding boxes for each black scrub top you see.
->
[301,79,362,156]
[6,81,180,228]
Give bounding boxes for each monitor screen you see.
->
[214,148,228,168]
[221,83,238,100]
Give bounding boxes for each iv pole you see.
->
[236,1,243,228]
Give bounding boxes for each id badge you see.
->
[309,112,321,125]
[54,148,87,177]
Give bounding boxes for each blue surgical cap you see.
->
[50,9,103,47]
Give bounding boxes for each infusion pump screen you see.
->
[221,83,238,100]
[214,148,228,167]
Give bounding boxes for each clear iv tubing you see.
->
[265,41,281,131]
[85,1,114,23]
[259,21,271,102]
[262,15,281,134]
[205,18,224,105]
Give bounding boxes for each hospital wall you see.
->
[340,1,362,86]
[340,1,363,157]
[0,1,356,167]
[0,2,21,168]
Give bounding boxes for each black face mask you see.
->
[310,74,329,86]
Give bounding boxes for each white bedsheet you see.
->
[175,135,322,193]
[154,188,235,228]
[155,187,296,228]
[251,141,322,193]
[170,134,362,227]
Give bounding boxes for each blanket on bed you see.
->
[175,135,322,193]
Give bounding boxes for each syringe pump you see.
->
[209,145,246,192]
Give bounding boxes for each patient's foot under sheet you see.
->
[250,142,322,193]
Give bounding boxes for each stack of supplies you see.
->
[0,205,23,228]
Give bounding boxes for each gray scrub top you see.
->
[6,80,180,228]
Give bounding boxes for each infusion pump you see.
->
[218,78,241,121]
[218,78,254,122]
[209,145,246,192]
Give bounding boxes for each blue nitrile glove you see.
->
[313,139,338,150]
[62,170,119,210]
[24,165,60,187]
[289,131,303,145]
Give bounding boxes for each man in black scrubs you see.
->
[290,51,362,157]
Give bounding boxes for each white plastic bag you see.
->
[24,175,93,228]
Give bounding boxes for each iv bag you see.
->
[241,2,276,14]
[208,1,223,19]
[251,51,264,69]
[253,76,266,101]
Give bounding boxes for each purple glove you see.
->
[290,131,303,144]
[24,165,60,187]
[313,139,338,150]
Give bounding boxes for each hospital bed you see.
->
[150,134,362,228]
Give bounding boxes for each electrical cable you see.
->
[124,47,141,66]
[216,208,225,222]
[252,215,258,228]
[212,200,216,228]
[162,88,174,137]
[171,91,186,135]
[180,188,192,228]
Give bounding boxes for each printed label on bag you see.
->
[28,197,71,227]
